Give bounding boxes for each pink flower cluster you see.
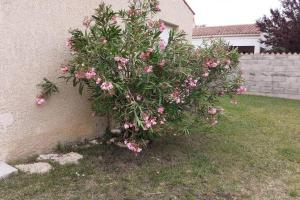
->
[155,4,161,12]
[170,89,184,104]
[140,48,154,60]
[100,81,114,91]
[157,106,164,114]
[114,56,129,70]
[208,107,224,115]
[96,77,102,85]
[208,107,217,115]
[35,96,46,106]
[60,65,69,74]
[159,40,166,51]
[207,107,224,126]
[83,16,92,28]
[142,113,157,130]
[111,15,117,24]
[100,37,107,44]
[124,140,142,155]
[236,86,247,95]
[66,38,76,52]
[202,72,209,78]
[144,65,153,73]
[185,77,198,89]
[85,68,97,79]
[206,60,220,68]
[158,59,166,67]
[159,22,166,32]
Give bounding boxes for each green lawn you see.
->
[1,95,300,200]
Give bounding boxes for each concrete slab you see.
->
[38,152,83,165]
[0,161,18,179]
[15,162,52,174]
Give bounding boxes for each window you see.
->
[159,21,178,44]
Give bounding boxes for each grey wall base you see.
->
[240,54,300,100]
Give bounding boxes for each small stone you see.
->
[37,154,59,161]
[54,152,83,165]
[89,140,98,145]
[0,161,18,179]
[106,138,116,145]
[15,162,52,174]
[98,156,103,161]
[37,152,83,165]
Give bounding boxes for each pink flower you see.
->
[185,77,198,88]
[160,118,166,125]
[142,113,158,130]
[157,107,164,114]
[75,71,85,79]
[96,77,102,85]
[140,52,149,60]
[170,90,182,104]
[155,4,161,12]
[208,107,217,115]
[140,48,153,60]
[136,95,142,101]
[35,96,46,105]
[60,65,69,74]
[159,22,166,32]
[128,8,136,16]
[202,72,209,78]
[206,60,220,68]
[66,38,73,49]
[124,123,130,129]
[85,68,97,79]
[124,140,142,155]
[225,59,231,65]
[159,59,166,67]
[159,40,166,51]
[114,56,129,70]
[101,81,114,91]
[111,15,117,24]
[100,37,107,44]
[144,65,153,73]
[236,86,247,95]
[83,16,92,28]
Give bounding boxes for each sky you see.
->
[185,0,281,26]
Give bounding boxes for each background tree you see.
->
[257,0,300,53]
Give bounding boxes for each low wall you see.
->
[240,54,300,100]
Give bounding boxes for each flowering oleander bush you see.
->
[37,0,245,154]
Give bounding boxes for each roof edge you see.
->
[192,33,261,38]
[182,0,195,15]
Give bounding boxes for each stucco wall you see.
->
[240,54,300,100]
[192,35,262,53]
[0,0,194,162]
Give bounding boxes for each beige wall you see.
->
[0,0,194,162]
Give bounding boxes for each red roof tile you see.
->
[193,24,260,37]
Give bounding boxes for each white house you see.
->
[192,24,262,54]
